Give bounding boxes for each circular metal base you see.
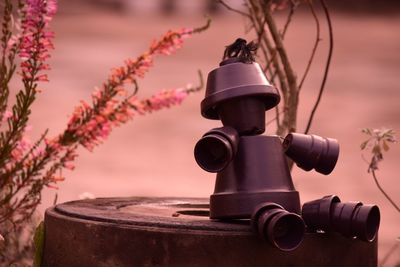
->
[43,197,377,267]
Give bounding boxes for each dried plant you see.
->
[361,128,398,212]
[218,0,333,136]
[0,0,209,264]
[361,128,399,266]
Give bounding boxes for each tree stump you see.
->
[43,197,377,267]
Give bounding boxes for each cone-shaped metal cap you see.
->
[201,60,280,120]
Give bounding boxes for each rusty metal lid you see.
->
[54,197,251,233]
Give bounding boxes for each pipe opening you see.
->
[269,213,305,251]
[194,134,233,172]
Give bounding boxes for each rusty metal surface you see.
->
[43,197,377,267]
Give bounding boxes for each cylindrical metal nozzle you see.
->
[283,133,340,175]
[194,126,239,173]
[251,202,305,251]
[302,195,380,242]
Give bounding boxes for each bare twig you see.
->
[266,107,286,127]
[264,1,298,76]
[262,33,288,106]
[361,128,398,211]
[281,0,298,38]
[298,0,321,91]
[274,105,281,129]
[304,0,333,134]
[192,18,212,34]
[217,0,251,18]
[251,1,290,135]
[182,70,204,94]
[261,1,298,134]
[262,3,297,95]
[247,1,289,93]
[380,240,400,266]
[219,0,328,138]
[371,169,400,213]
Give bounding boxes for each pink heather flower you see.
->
[31,146,45,158]
[19,0,57,82]
[39,26,198,179]
[129,88,188,113]
[45,136,62,152]
[63,161,75,171]
[11,135,31,160]
[1,110,13,122]
[45,0,57,19]
[64,87,190,152]
[106,28,193,89]
[150,28,193,56]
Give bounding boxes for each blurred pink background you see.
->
[21,0,400,264]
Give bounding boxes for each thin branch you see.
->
[281,0,298,38]
[191,17,212,34]
[256,15,268,47]
[261,1,298,134]
[266,107,286,127]
[183,70,204,94]
[262,1,297,78]
[380,240,400,266]
[247,1,289,100]
[217,0,251,18]
[274,105,281,129]
[298,0,321,91]
[304,0,333,134]
[262,2,297,94]
[245,2,278,86]
[371,169,400,213]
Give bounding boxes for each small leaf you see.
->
[360,140,369,150]
[382,140,390,151]
[381,128,392,136]
[372,144,381,156]
[361,128,372,136]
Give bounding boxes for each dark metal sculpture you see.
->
[194,39,380,251]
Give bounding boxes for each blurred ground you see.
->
[26,1,400,264]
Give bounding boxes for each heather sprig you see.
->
[0,0,56,173]
[0,0,209,230]
[0,0,19,121]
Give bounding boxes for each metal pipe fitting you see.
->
[194,126,239,173]
[283,133,340,175]
[302,195,380,242]
[251,202,305,251]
